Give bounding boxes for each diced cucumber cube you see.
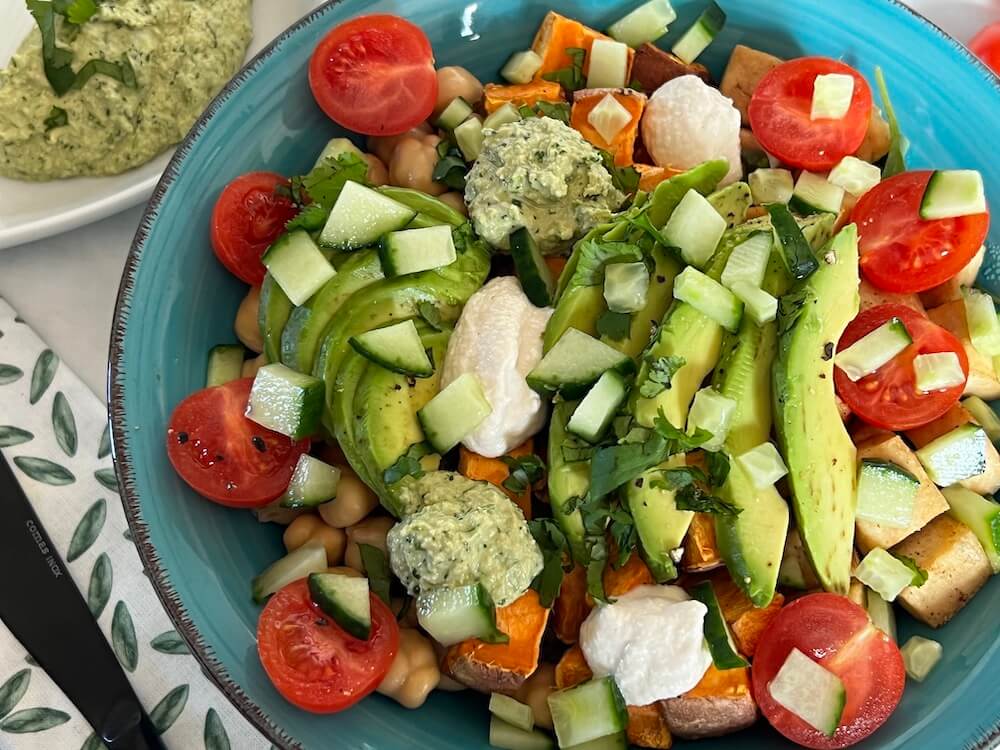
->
[834,317,912,382]
[416,583,507,645]
[671,1,726,64]
[735,442,788,489]
[548,677,628,748]
[563,734,628,750]
[308,573,371,640]
[721,231,772,290]
[962,286,1000,357]
[961,396,1000,447]
[587,93,633,144]
[687,387,737,452]
[280,455,341,508]
[349,319,435,378]
[791,171,845,215]
[915,424,988,487]
[509,227,555,307]
[942,485,1000,573]
[320,181,416,249]
[417,373,492,453]
[690,581,748,670]
[607,0,676,48]
[206,345,244,388]
[673,266,743,333]
[900,636,943,682]
[919,170,987,220]
[437,97,474,130]
[455,115,485,161]
[865,587,897,642]
[263,230,337,306]
[484,102,522,131]
[501,50,543,85]
[527,328,636,398]
[913,352,966,393]
[246,363,323,439]
[568,370,628,443]
[663,189,727,268]
[379,225,457,277]
[855,459,919,528]
[828,156,881,198]
[587,39,629,89]
[810,73,855,120]
[251,542,327,603]
[768,648,846,737]
[313,137,363,169]
[749,168,794,205]
[731,282,778,325]
[489,716,554,750]
[490,694,535,732]
[767,203,818,280]
[603,261,649,313]
[853,547,920,602]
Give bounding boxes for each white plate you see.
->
[0,0,326,250]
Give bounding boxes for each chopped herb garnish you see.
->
[72,57,137,91]
[652,409,712,454]
[433,140,468,190]
[289,152,369,208]
[625,211,675,252]
[383,442,433,485]
[284,203,328,232]
[894,554,928,588]
[585,535,611,603]
[596,310,632,341]
[501,454,546,494]
[674,484,741,516]
[608,506,638,568]
[542,47,587,92]
[357,544,392,605]
[639,355,686,398]
[874,67,908,179]
[706,451,731,488]
[600,150,641,195]
[417,302,446,331]
[527,518,571,607]
[43,106,68,132]
[572,239,644,286]
[61,0,99,25]
[534,100,572,123]
[589,437,667,502]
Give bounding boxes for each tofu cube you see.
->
[720,44,783,124]
[892,515,992,628]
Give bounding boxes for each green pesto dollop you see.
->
[0,0,252,181]
[387,471,543,606]
[465,116,626,254]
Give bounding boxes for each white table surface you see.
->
[0,0,995,402]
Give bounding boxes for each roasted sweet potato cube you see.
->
[631,43,710,93]
[553,565,591,644]
[709,570,784,657]
[459,440,533,519]
[660,665,756,739]
[483,80,566,114]
[554,643,592,689]
[571,87,646,165]
[531,11,634,80]
[683,513,724,572]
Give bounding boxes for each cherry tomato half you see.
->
[257,579,399,713]
[166,378,309,508]
[970,23,1000,75]
[309,14,438,137]
[853,171,990,294]
[748,57,872,171]
[210,172,299,286]
[753,593,905,750]
[835,304,969,431]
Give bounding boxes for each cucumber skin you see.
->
[259,274,294,365]
[689,581,748,670]
[510,227,555,308]
[308,573,372,640]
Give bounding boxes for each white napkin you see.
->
[0,299,272,750]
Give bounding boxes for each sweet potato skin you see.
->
[631,42,710,92]
[659,665,756,739]
[444,590,549,694]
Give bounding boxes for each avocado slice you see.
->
[706,181,752,230]
[280,249,386,372]
[548,400,589,563]
[330,349,375,488]
[315,235,490,431]
[773,224,860,594]
[259,273,294,364]
[625,455,693,582]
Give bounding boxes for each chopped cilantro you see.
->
[600,150,641,195]
[588,436,667,502]
[62,0,98,25]
[639,355,686,398]
[432,140,468,190]
[706,451,730,488]
[72,57,137,91]
[542,47,587,92]
[284,203,328,232]
[290,151,369,208]
[534,100,572,123]
[527,518,571,607]
[585,536,611,603]
[596,310,632,341]
[383,442,433,485]
[43,106,68,132]
[501,454,546,494]
[673,484,741,516]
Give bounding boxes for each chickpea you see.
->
[377,628,440,709]
[282,515,346,566]
[368,122,432,165]
[234,286,263,353]
[362,153,389,187]
[389,136,447,196]
[241,352,267,379]
[345,516,395,572]
[438,192,468,216]
[433,66,484,118]
[515,663,556,729]
[318,471,379,528]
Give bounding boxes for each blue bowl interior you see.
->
[110,1,1000,748]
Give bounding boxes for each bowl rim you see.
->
[106,1,1000,749]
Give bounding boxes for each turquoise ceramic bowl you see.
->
[109,1,1000,748]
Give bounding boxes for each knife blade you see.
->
[0,453,165,749]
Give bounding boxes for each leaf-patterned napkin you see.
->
[0,299,272,750]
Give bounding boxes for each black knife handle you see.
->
[0,456,165,750]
